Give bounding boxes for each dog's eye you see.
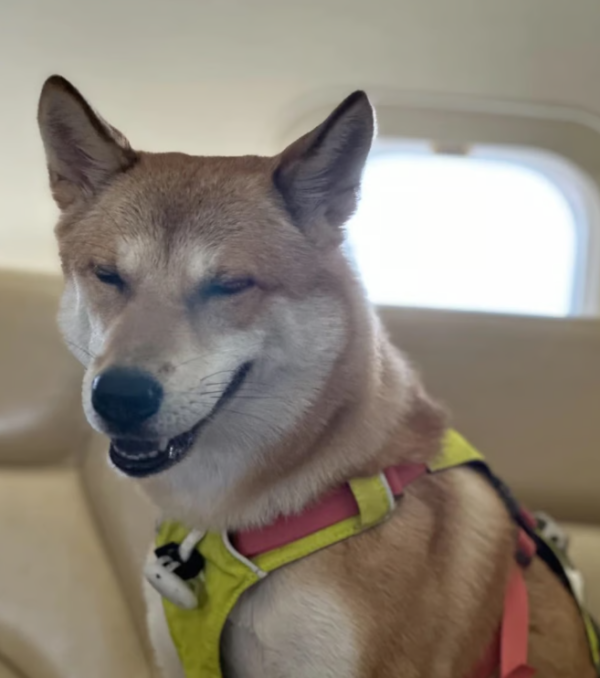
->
[207,278,255,297]
[95,267,124,289]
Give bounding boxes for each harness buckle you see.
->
[145,531,206,610]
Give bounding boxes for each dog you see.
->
[37,75,596,677]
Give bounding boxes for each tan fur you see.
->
[38,76,594,677]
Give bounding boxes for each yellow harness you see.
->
[152,430,600,677]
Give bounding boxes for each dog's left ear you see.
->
[274,91,374,243]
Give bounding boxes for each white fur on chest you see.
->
[145,566,359,678]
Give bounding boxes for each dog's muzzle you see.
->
[108,361,253,477]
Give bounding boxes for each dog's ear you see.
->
[37,75,137,210]
[274,91,374,243]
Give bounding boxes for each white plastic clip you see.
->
[144,530,205,610]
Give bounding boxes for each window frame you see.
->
[469,144,600,317]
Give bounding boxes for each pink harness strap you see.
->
[472,529,537,678]
[231,461,535,678]
[232,463,427,558]
[501,564,535,678]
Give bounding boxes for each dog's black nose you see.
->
[92,367,163,428]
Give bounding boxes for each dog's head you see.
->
[38,76,375,524]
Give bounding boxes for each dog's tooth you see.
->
[159,437,169,452]
[118,449,160,461]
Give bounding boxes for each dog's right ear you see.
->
[37,76,137,210]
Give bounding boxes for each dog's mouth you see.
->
[108,362,252,478]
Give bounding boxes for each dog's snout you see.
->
[92,367,163,428]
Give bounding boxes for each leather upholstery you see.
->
[0,466,150,678]
[80,432,158,654]
[0,272,89,465]
[0,269,599,676]
[380,306,600,523]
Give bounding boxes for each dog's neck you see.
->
[195,311,446,532]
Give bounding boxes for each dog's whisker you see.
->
[202,384,270,393]
[169,384,270,397]
[177,348,260,371]
[216,408,274,427]
[163,371,242,394]
[65,340,96,359]
[170,378,271,393]
[199,367,237,377]
[203,379,270,390]
[205,394,282,402]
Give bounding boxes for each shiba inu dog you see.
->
[37,75,595,678]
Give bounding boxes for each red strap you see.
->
[385,463,428,495]
[232,463,427,558]
[471,529,536,678]
[500,563,535,678]
[517,528,537,563]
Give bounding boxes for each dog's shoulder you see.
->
[226,467,514,677]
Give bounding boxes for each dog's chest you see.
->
[221,569,359,678]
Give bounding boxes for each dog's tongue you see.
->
[113,438,158,454]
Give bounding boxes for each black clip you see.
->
[155,542,205,581]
